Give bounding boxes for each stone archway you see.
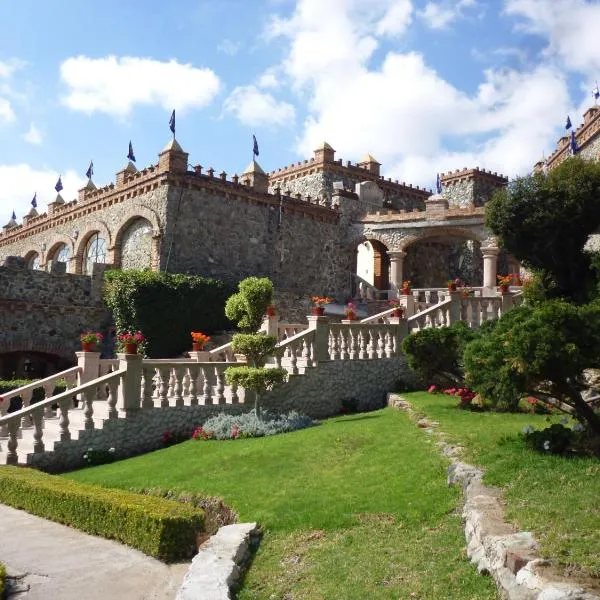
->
[355,238,390,291]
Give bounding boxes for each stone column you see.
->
[481,246,499,290]
[117,353,143,414]
[307,315,330,363]
[260,313,280,338]
[189,350,210,362]
[387,250,407,299]
[76,351,101,387]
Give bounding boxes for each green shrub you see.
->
[0,466,204,562]
[103,270,234,357]
[231,333,277,367]
[0,562,5,600]
[225,277,274,333]
[0,379,67,412]
[401,321,476,386]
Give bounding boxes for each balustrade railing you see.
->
[273,328,316,375]
[407,298,453,331]
[278,323,308,341]
[328,323,401,360]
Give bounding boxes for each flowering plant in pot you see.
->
[388,299,403,317]
[447,278,462,291]
[310,295,333,315]
[265,304,276,317]
[117,330,146,354]
[497,274,512,294]
[80,331,103,351]
[344,301,357,320]
[400,280,411,295]
[191,331,211,351]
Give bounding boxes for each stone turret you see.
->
[78,178,97,202]
[240,159,269,193]
[116,161,138,187]
[313,141,335,163]
[357,153,381,176]
[158,138,189,174]
[440,167,508,208]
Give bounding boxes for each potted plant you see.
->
[400,280,411,295]
[388,299,403,318]
[344,301,357,321]
[191,331,211,352]
[117,330,146,355]
[80,331,103,352]
[497,274,512,294]
[310,295,333,316]
[447,278,462,292]
[265,304,277,317]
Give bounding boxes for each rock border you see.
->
[388,394,600,600]
[176,522,260,600]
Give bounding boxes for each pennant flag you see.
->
[127,141,136,162]
[565,115,572,130]
[11,210,16,220]
[253,134,259,157]
[593,83,600,103]
[55,176,63,193]
[570,130,580,154]
[86,160,94,179]
[31,193,37,208]
[169,109,176,135]
[436,173,442,194]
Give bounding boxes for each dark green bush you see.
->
[0,562,5,599]
[0,467,204,562]
[103,270,234,357]
[401,321,476,386]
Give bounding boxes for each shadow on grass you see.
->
[334,414,382,423]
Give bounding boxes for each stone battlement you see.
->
[440,167,508,185]
[358,204,485,223]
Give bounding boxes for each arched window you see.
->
[84,233,107,275]
[119,217,152,270]
[27,252,41,270]
[51,243,71,272]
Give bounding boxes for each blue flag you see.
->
[593,84,600,103]
[11,210,16,220]
[436,173,442,194]
[31,193,37,208]
[86,160,94,179]
[570,130,580,154]
[55,176,63,193]
[127,141,136,162]
[565,115,572,130]
[169,109,176,135]
[253,134,259,157]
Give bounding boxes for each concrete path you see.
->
[0,504,189,599]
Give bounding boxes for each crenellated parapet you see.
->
[440,167,508,208]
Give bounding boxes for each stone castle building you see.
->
[6,103,599,375]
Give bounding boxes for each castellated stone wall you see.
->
[0,258,111,362]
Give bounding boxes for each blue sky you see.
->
[1,0,600,224]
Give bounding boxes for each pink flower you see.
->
[428,385,437,393]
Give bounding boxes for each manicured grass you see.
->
[65,409,496,599]
[405,392,600,579]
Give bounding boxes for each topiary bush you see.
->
[103,270,234,357]
[225,277,274,333]
[0,467,204,562]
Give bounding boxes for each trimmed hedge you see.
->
[0,467,204,562]
[103,270,234,358]
[0,379,67,413]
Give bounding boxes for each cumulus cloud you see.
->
[223,85,295,127]
[257,69,280,89]
[0,164,85,225]
[60,55,221,116]
[264,0,570,187]
[23,122,43,145]
[217,39,241,56]
[0,58,23,123]
[418,0,476,29]
[0,98,15,123]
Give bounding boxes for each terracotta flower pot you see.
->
[312,306,325,316]
[401,289,410,296]
[391,309,403,318]
[192,342,203,352]
[124,342,138,354]
[81,341,95,352]
[266,305,276,316]
[345,311,356,321]
[499,285,509,295]
[448,283,457,292]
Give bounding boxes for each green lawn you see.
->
[65,408,497,599]
[405,392,600,579]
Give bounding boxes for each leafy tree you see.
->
[485,157,600,302]
[225,277,274,333]
[463,300,600,437]
[401,321,476,386]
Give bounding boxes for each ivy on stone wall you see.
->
[103,270,234,358]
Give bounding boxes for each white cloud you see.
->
[0,98,15,123]
[60,55,221,116]
[266,0,570,188]
[23,122,43,145]
[217,39,241,56]
[223,85,295,127]
[257,69,280,89]
[0,58,26,79]
[0,164,86,226]
[418,0,476,30]
[375,0,413,36]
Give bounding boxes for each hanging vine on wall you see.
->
[103,270,234,358]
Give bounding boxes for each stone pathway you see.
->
[0,504,189,599]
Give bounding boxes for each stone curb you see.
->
[388,394,600,600]
[176,522,260,600]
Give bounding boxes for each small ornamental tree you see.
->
[401,321,476,386]
[225,277,274,333]
[463,300,600,437]
[225,333,286,413]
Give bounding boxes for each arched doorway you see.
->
[355,239,390,292]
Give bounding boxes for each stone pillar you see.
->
[387,251,406,299]
[399,294,416,317]
[448,291,462,324]
[307,315,330,363]
[481,246,499,290]
[260,313,280,338]
[117,353,143,414]
[76,351,101,393]
[189,350,210,362]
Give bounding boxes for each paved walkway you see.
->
[0,504,189,599]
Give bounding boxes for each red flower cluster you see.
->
[443,386,476,404]
[192,426,215,441]
[231,424,239,439]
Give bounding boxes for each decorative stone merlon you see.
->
[425,193,449,213]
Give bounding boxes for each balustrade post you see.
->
[116,353,143,415]
[481,245,500,291]
[387,250,406,300]
[307,315,330,363]
[189,350,211,362]
[76,351,101,388]
[400,294,416,317]
[261,313,280,338]
[448,291,462,325]
[501,293,515,314]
